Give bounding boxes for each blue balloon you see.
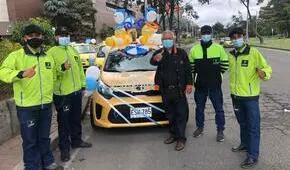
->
[135,18,145,29]
[86,77,99,91]
[124,22,133,30]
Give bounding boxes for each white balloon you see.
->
[146,10,157,23]
[114,12,125,24]
[86,66,101,80]
[91,39,96,44]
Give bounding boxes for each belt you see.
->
[164,85,178,89]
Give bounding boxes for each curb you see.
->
[251,45,290,51]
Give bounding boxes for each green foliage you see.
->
[212,22,226,38]
[43,0,97,37]
[0,40,22,64]
[260,0,290,37]
[10,17,55,45]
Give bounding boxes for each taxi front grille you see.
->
[108,103,167,124]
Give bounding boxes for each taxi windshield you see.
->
[74,45,96,54]
[104,50,157,72]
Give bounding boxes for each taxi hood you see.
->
[100,71,156,92]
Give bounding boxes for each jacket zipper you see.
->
[235,57,238,95]
[65,48,76,93]
[249,83,252,95]
[20,92,23,106]
[37,56,43,108]
[194,73,198,83]
[59,81,62,95]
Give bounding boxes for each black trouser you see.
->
[194,86,225,131]
[162,88,189,141]
[16,104,54,170]
[53,91,83,153]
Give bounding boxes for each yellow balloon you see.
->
[140,35,149,45]
[105,37,115,47]
[142,25,154,36]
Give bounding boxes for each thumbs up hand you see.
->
[153,50,164,62]
[64,60,72,70]
[23,65,36,78]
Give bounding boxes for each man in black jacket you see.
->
[150,30,193,151]
[189,25,229,142]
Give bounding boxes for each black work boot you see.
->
[193,128,204,138]
[43,163,64,170]
[232,145,247,152]
[240,157,258,169]
[216,130,225,142]
[60,151,70,162]
[72,141,93,149]
[163,136,176,144]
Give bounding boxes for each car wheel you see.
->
[90,99,99,131]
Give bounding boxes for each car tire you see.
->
[90,99,99,131]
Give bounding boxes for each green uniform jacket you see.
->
[189,42,229,88]
[0,45,55,107]
[47,45,86,96]
[229,45,272,99]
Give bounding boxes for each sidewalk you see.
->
[0,94,90,170]
[0,112,58,170]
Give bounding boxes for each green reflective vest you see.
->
[47,45,86,96]
[229,45,272,98]
[189,42,229,88]
[0,46,55,107]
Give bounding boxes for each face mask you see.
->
[232,38,244,48]
[58,37,71,46]
[27,38,44,49]
[162,40,174,48]
[201,34,212,43]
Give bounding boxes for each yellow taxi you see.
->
[72,43,106,70]
[89,48,169,128]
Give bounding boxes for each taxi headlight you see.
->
[98,80,113,99]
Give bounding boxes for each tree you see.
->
[260,0,290,37]
[198,0,265,43]
[43,0,97,37]
[212,22,225,38]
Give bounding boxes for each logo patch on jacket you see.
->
[45,62,51,69]
[74,56,79,62]
[212,59,220,65]
[241,60,249,67]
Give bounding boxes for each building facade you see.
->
[0,0,43,35]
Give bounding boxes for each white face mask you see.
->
[58,36,71,46]
[232,38,244,48]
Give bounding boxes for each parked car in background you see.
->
[72,43,105,70]
[222,37,233,48]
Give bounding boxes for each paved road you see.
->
[54,48,290,170]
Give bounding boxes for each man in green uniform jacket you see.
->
[47,27,92,162]
[228,27,272,169]
[189,25,229,142]
[0,24,63,170]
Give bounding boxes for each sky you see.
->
[186,0,269,26]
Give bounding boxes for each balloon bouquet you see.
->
[85,7,165,126]
[104,7,162,53]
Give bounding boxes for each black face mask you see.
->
[27,38,44,49]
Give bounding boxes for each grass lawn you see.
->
[249,37,290,50]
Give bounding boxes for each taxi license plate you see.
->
[130,107,152,119]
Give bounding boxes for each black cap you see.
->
[200,25,212,34]
[55,27,69,36]
[229,27,245,38]
[24,24,43,35]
